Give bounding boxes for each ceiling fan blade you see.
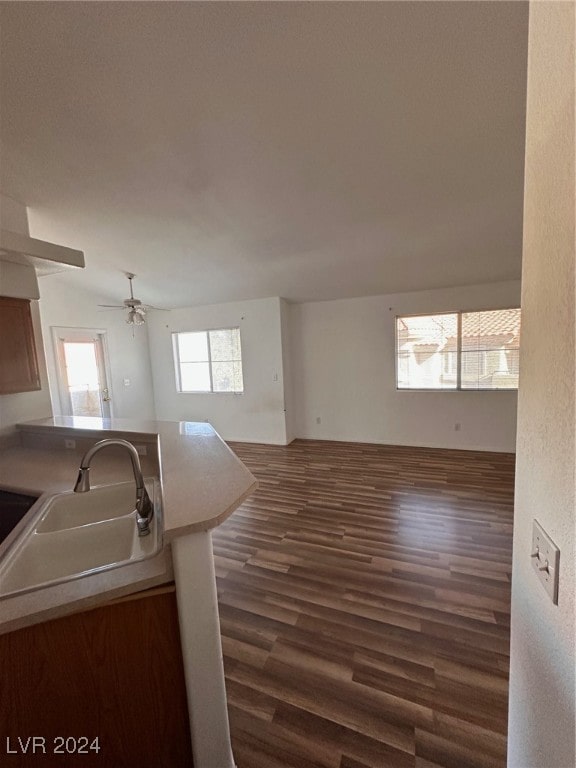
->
[142,305,169,311]
[97,274,160,320]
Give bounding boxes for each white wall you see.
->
[0,193,30,236]
[508,4,575,767]
[0,194,53,439]
[280,298,295,444]
[39,276,156,421]
[147,297,287,444]
[290,280,520,452]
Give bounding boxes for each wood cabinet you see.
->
[0,296,41,394]
[0,586,194,767]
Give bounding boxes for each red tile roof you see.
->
[398,309,520,349]
[462,309,520,339]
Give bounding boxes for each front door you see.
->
[53,328,113,419]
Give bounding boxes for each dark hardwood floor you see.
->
[214,440,515,768]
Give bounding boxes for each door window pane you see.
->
[63,342,103,417]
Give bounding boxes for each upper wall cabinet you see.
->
[0,296,41,394]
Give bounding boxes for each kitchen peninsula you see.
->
[0,416,257,768]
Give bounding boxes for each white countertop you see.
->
[0,417,257,633]
[15,416,258,540]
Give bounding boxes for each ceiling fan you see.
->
[98,273,165,326]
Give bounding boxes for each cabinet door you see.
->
[0,296,41,394]
[0,588,193,768]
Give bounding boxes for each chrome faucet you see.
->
[74,438,154,536]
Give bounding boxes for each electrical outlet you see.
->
[64,439,76,450]
[135,445,147,456]
[531,520,560,604]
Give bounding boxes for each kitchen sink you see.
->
[0,490,39,545]
[36,480,154,532]
[0,479,162,599]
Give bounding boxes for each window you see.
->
[443,350,458,377]
[396,308,520,390]
[173,328,244,393]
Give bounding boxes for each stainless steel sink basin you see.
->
[36,480,155,532]
[0,479,162,599]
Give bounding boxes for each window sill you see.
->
[176,390,244,395]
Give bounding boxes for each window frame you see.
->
[395,307,520,392]
[442,350,458,377]
[172,326,244,394]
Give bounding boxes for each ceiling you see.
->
[0,2,529,308]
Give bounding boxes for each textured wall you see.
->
[290,281,521,452]
[39,277,157,422]
[147,297,288,445]
[280,299,295,444]
[508,3,575,767]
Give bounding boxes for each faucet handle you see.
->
[73,467,91,493]
[136,487,154,536]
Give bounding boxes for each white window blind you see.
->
[460,309,520,390]
[396,309,520,391]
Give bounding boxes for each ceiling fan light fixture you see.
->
[98,273,165,329]
[127,308,145,326]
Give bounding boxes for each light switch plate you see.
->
[532,520,560,604]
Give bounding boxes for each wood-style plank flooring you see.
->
[214,440,515,768]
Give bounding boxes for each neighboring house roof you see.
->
[462,308,520,341]
[398,309,520,352]
[397,317,409,331]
